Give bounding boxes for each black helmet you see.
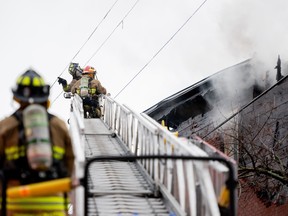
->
[69,62,82,77]
[12,69,50,103]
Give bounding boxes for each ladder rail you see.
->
[69,94,86,216]
[70,94,237,216]
[83,155,237,216]
[101,95,235,215]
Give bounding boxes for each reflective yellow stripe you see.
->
[53,146,64,154]
[17,76,45,87]
[21,76,31,86]
[91,88,96,94]
[53,146,65,160]
[63,85,69,91]
[33,77,45,87]
[5,146,25,160]
[53,154,63,160]
[7,196,68,211]
[19,145,25,157]
[5,146,18,154]
[6,146,64,160]
[16,76,23,84]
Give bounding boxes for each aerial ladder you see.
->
[1,94,237,216]
[69,94,237,216]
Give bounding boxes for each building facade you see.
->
[144,57,288,215]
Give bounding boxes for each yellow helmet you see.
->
[12,69,50,103]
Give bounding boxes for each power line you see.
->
[50,0,120,89]
[73,0,120,62]
[51,90,64,106]
[84,0,140,66]
[52,0,138,106]
[50,0,120,107]
[114,0,209,99]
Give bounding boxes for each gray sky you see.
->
[0,0,287,122]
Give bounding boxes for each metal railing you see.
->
[69,94,85,216]
[70,94,237,216]
[83,155,237,216]
[103,95,236,215]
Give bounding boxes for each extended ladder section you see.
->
[69,94,237,216]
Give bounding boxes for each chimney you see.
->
[275,55,283,82]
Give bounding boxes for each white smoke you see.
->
[219,0,288,72]
[204,0,288,124]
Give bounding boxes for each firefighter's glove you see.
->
[58,77,67,87]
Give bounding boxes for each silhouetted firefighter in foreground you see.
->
[0,70,75,216]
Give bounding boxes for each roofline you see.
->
[144,58,252,114]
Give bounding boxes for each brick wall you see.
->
[238,189,288,216]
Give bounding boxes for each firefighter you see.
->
[0,69,75,216]
[58,62,83,92]
[71,66,107,118]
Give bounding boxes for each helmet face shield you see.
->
[69,63,79,76]
[75,70,82,79]
[69,63,83,79]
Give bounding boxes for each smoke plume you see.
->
[219,0,288,73]
[206,0,288,124]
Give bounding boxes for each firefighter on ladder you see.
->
[58,62,83,93]
[71,65,107,118]
[0,69,75,216]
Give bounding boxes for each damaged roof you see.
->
[144,59,253,129]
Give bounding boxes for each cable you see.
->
[84,0,140,66]
[51,90,64,106]
[73,0,120,62]
[50,0,120,89]
[51,0,138,107]
[114,0,209,99]
[50,0,120,107]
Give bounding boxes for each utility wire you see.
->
[84,0,140,66]
[50,0,120,106]
[51,90,65,106]
[114,0,209,99]
[50,0,120,89]
[72,0,120,64]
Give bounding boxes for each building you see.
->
[144,57,288,215]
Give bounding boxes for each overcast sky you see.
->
[0,0,287,122]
